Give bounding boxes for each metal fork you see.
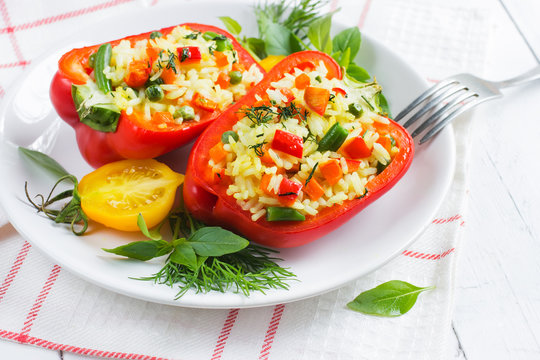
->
[394,65,540,144]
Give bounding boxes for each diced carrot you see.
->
[161,66,178,84]
[304,87,330,116]
[253,97,272,107]
[216,72,230,89]
[259,143,275,165]
[341,136,371,159]
[377,135,393,153]
[304,177,325,201]
[295,73,311,90]
[260,174,275,195]
[232,62,246,72]
[205,166,228,185]
[151,111,174,128]
[214,51,229,67]
[193,93,217,112]
[124,60,151,88]
[209,142,227,164]
[345,159,361,172]
[235,105,249,120]
[320,159,343,185]
[146,46,161,65]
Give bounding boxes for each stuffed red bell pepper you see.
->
[50,23,264,168]
[183,51,414,248]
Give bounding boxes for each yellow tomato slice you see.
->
[78,159,184,231]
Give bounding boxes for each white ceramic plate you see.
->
[0,2,455,308]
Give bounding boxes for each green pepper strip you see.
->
[318,122,349,152]
[95,43,112,94]
[266,207,305,222]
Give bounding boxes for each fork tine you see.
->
[402,84,468,129]
[394,78,458,122]
[418,97,481,144]
[410,91,477,138]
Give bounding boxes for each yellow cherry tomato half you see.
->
[78,159,184,231]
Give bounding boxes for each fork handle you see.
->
[494,65,540,88]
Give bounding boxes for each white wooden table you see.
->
[1,1,539,359]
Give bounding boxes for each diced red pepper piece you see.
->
[278,177,302,207]
[280,88,295,103]
[193,93,217,112]
[178,46,202,63]
[344,158,361,173]
[341,136,372,159]
[320,159,343,185]
[304,86,330,116]
[271,129,304,158]
[332,87,347,97]
[304,177,325,201]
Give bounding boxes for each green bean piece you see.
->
[145,85,164,102]
[266,207,306,222]
[215,38,233,52]
[228,71,243,85]
[94,43,112,94]
[318,122,349,152]
[150,31,163,39]
[348,103,363,118]
[174,105,195,120]
[221,131,239,144]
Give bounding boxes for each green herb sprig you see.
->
[104,189,296,298]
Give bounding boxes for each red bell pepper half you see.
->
[50,23,263,168]
[183,50,414,248]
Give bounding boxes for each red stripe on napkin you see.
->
[17,265,61,341]
[0,329,166,360]
[0,84,5,97]
[0,241,31,303]
[357,0,373,29]
[0,0,134,35]
[259,304,285,360]
[0,60,30,69]
[0,0,26,64]
[432,214,462,224]
[211,308,239,360]
[401,248,455,260]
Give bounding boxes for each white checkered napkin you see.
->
[0,0,490,359]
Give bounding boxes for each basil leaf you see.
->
[333,27,361,61]
[188,227,249,257]
[347,280,435,317]
[264,22,295,55]
[137,213,162,241]
[346,64,371,83]
[332,47,351,68]
[103,240,173,261]
[170,242,198,270]
[246,37,267,60]
[307,13,333,54]
[219,16,242,35]
[19,147,70,179]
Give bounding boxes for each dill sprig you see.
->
[240,105,278,127]
[278,101,307,122]
[304,162,318,186]
[248,141,268,157]
[117,188,297,299]
[144,244,295,299]
[157,49,178,74]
